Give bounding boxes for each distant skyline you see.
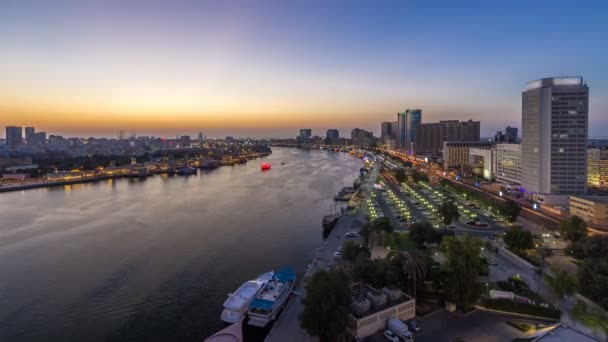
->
[1,1,607,138]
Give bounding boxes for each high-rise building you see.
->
[521,77,588,196]
[326,129,339,145]
[396,109,422,150]
[299,129,312,144]
[414,120,480,158]
[381,122,392,145]
[405,109,422,152]
[25,127,35,141]
[397,111,406,148]
[5,126,23,146]
[587,148,608,188]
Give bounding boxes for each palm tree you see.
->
[398,250,429,299]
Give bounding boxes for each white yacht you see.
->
[247,267,295,327]
[221,272,273,324]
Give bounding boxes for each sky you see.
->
[1,0,607,138]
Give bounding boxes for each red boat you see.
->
[260,163,272,171]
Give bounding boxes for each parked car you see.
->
[383,329,400,342]
[407,320,421,332]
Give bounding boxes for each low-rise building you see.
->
[469,147,496,180]
[442,141,496,171]
[588,147,608,188]
[496,144,522,185]
[349,283,415,339]
[569,195,608,226]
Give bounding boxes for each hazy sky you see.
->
[1,0,607,138]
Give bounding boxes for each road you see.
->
[265,159,379,342]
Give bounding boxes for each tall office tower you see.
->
[414,120,480,157]
[351,128,373,148]
[521,77,588,195]
[587,148,608,188]
[326,129,339,145]
[397,111,407,148]
[25,127,35,141]
[380,122,392,144]
[29,132,47,145]
[299,128,312,144]
[405,109,422,152]
[5,126,23,146]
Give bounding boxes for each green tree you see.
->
[503,226,535,253]
[439,200,460,226]
[353,256,387,289]
[544,267,577,305]
[439,178,451,188]
[498,199,521,223]
[341,241,371,263]
[359,222,372,243]
[397,250,430,299]
[559,216,588,242]
[393,170,407,183]
[578,258,608,310]
[408,222,453,247]
[299,270,353,342]
[404,161,413,168]
[372,217,394,234]
[440,235,484,308]
[568,235,608,260]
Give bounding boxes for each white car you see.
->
[383,329,400,342]
[333,251,342,258]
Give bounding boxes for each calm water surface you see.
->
[0,147,362,341]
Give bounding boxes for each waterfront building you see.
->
[350,283,415,339]
[351,128,374,148]
[5,126,23,146]
[569,195,608,227]
[496,144,522,185]
[587,148,608,188]
[380,122,393,145]
[442,141,495,171]
[415,120,480,158]
[521,77,588,196]
[326,128,339,145]
[299,128,312,144]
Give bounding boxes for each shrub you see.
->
[482,298,561,319]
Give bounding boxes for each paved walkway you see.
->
[265,163,378,342]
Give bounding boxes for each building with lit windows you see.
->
[521,77,588,196]
[496,144,522,185]
[587,148,608,188]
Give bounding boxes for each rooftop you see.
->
[526,77,584,90]
[533,325,597,342]
[570,195,608,204]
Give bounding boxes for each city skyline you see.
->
[1,1,607,138]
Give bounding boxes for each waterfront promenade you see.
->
[265,163,379,342]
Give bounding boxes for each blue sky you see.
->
[1,0,607,137]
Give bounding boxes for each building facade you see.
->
[415,120,480,158]
[326,129,340,145]
[496,144,522,185]
[469,147,496,180]
[397,111,406,148]
[299,128,312,144]
[442,141,495,170]
[380,122,393,145]
[24,127,35,141]
[569,196,608,227]
[521,77,588,195]
[5,126,23,146]
[587,148,608,188]
[494,126,518,143]
[351,128,374,148]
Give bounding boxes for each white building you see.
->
[496,144,522,185]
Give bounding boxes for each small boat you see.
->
[221,272,273,324]
[175,166,197,175]
[200,160,220,170]
[247,267,296,327]
[260,163,271,171]
[322,213,340,230]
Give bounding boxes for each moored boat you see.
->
[221,272,273,324]
[247,267,295,327]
